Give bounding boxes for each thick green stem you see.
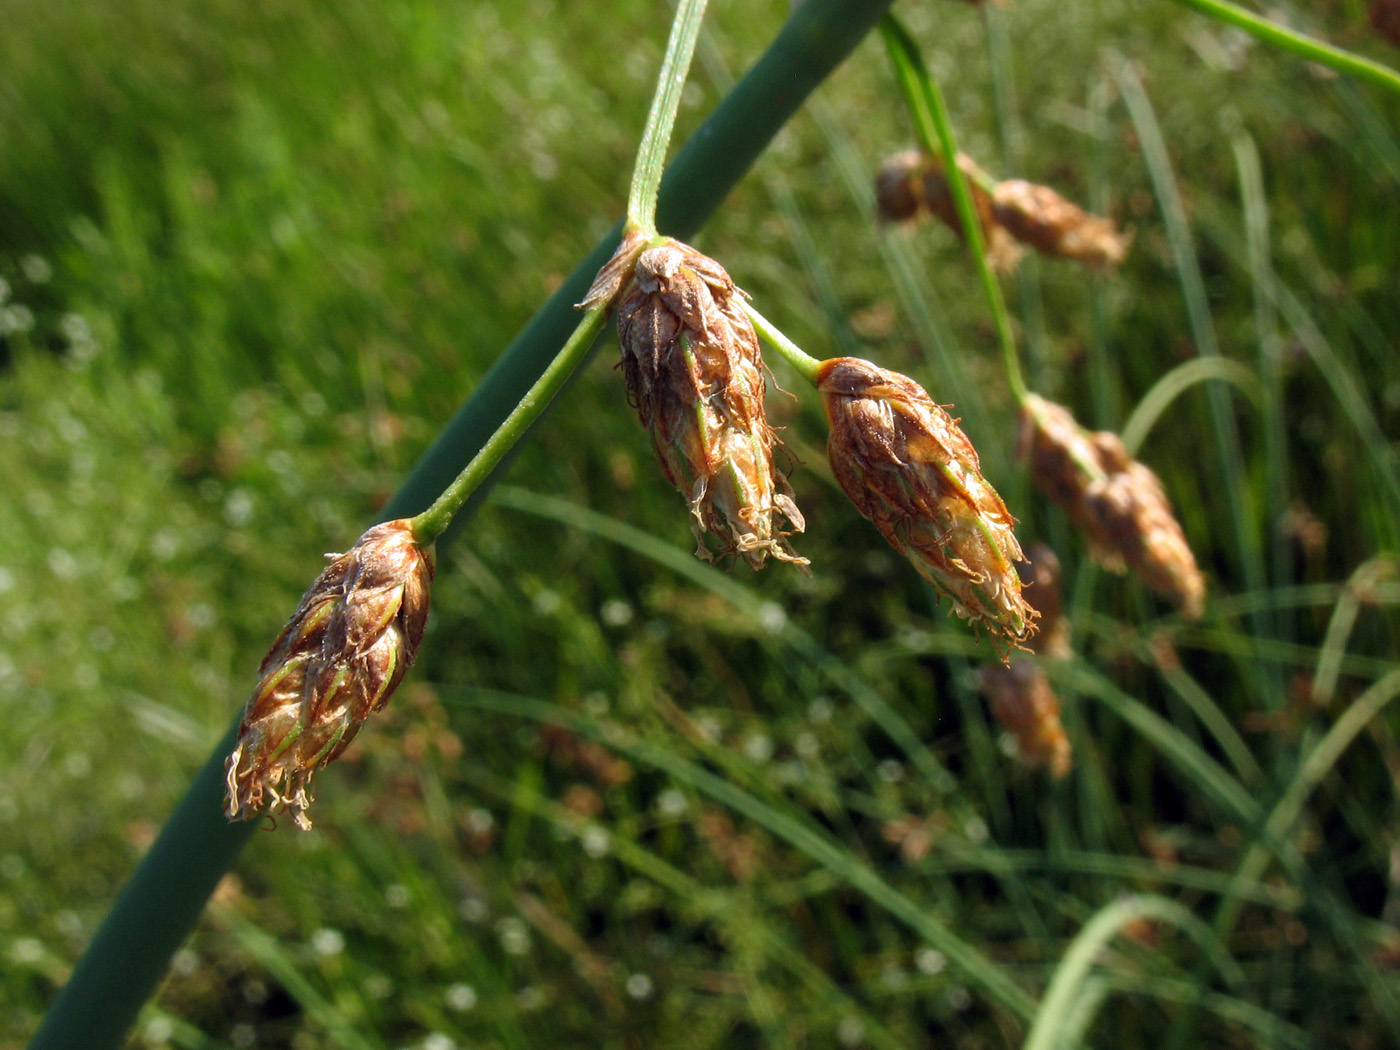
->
[409,307,609,543]
[1171,0,1400,98]
[743,300,821,385]
[626,0,709,233]
[27,4,896,1048]
[880,15,1027,404]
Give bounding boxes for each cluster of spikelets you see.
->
[1018,394,1206,620]
[978,544,1072,778]
[221,233,1205,826]
[875,150,1131,271]
[224,520,435,830]
[584,233,1038,651]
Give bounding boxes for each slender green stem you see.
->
[743,300,822,384]
[627,0,710,233]
[1171,0,1400,98]
[878,18,997,196]
[409,307,609,543]
[880,15,1027,404]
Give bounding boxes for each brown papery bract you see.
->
[818,356,1035,648]
[613,239,806,571]
[1020,395,1205,619]
[224,519,435,830]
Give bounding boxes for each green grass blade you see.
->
[456,689,1040,1021]
[1022,894,1242,1050]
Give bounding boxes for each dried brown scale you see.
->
[224,519,435,830]
[978,660,1071,777]
[580,228,653,312]
[1019,395,1205,619]
[818,356,1035,647]
[612,239,806,570]
[991,179,1131,269]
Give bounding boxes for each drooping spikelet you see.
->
[920,154,1025,273]
[225,519,435,830]
[874,150,930,225]
[1371,0,1400,47]
[873,151,1129,271]
[990,180,1131,269]
[609,238,806,570]
[818,356,1035,646]
[978,660,1071,778]
[873,151,1022,272]
[1019,395,1205,619]
[1019,542,1071,659]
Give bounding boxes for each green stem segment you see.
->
[880,15,1027,404]
[744,300,822,385]
[409,306,610,544]
[1171,0,1400,98]
[626,0,710,233]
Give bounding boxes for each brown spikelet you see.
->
[978,660,1071,777]
[874,151,1023,272]
[224,519,435,830]
[1019,395,1205,619]
[818,356,1035,647]
[922,154,1024,273]
[990,180,1131,269]
[874,150,928,225]
[1371,0,1400,47]
[1019,542,1072,659]
[614,239,806,570]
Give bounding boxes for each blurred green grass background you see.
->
[3,0,1400,1046]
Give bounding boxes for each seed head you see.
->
[1019,542,1072,659]
[978,660,1071,777]
[225,519,435,830]
[1019,395,1205,619]
[990,179,1131,269]
[818,356,1035,647]
[614,239,806,570]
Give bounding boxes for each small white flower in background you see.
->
[497,917,530,956]
[656,788,687,817]
[581,826,610,858]
[445,983,478,1011]
[600,598,634,627]
[310,928,345,957]
[876,759,904,784]
[625,972,654,1000]
[21,254,52,283]
[742,732,773,763]
[915,947,947,975]
[837,1016,865,1048]
[142,1016,174,1047]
